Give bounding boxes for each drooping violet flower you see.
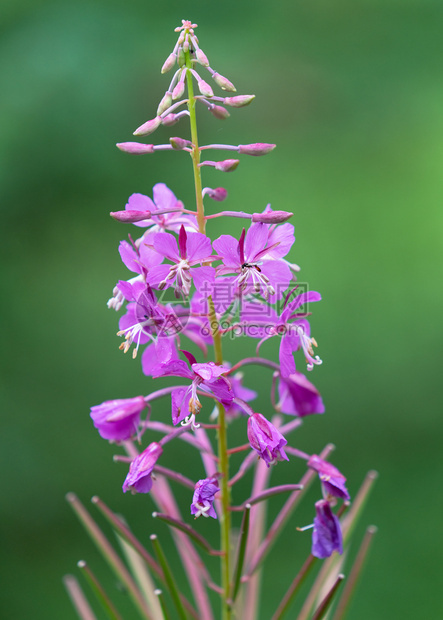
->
[90,396,146,442]
[312,499,343,559]
[191,476,219,519]
[247,413,289,467]
[241,290,322,375]
[146,225,215,298]
[277,372,325,417]
[125,183,198,233]
[122,442,163,494]
[152,350,233,427]
[308,455,350,500]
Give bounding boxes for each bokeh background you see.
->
[2,0,442,618]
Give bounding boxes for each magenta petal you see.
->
[145,264,172,289]
[119,241,142,274]
[153,183,179,210]
[191,361,229,381]
[152,233,180,262]
[213,235,240,268]
[266,223,295,259]
[152,359,194,379]
[279,336,296,377]
[245,222,268,261]
[261,261,292,298]
[141,338,178,376]
[139,233,164,268]
[278,372,325,417]
[191,266,215,295]
[186,232,213,263]
[171,387,192,425]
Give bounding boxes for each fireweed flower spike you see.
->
[78,20,375,620]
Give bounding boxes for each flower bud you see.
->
[161,52,176,74]
[195,49,209,66]
[169,137,192,150]
[204,187,228,201]
[213,72,236,92]
[133,116,161,137]
[238,143,276,156]
[162,113,180,127]
[209,104,230,120]
[110,209,152,223]
[116,142,155,155]
[223,95,255,108]
[197,79,214,98]
[172,80,185,100]
[157,91,173,115]
[214,159,239,172]
[177,48,186,67]
[252,210,293,223]
[122,442,163,494]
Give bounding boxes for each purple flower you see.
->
[247,413,289,467]
[90,396,146,442]
[308,455,350,500]
[213,222,292,301]
[152,350,234,427]
[191,476,219,519]
[242,290,322,376]
[107,234,163,311]
[146,225,215,297]
[122,442,163,494]
[125,183,198,232]
[312,499,343,558]
[117,283,164,358]
[277,372,325,417]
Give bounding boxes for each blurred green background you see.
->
[2,0,442,618]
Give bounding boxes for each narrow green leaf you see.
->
[150,534,188,620]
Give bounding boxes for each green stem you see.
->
[185,50,205,234]
[184,37,231,620]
